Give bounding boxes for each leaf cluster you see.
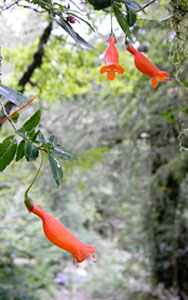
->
[0,109,76,185]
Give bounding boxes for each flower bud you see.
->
[67,17,76,24]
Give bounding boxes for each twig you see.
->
[138,0,157,11]
[160,9,188,22]
[0,96,36,126]
[17,3,46,13]
[0,0,20,13]
[69,0,82,12]
[0,101,17,130]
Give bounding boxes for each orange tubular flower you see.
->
[126,45,169,88]
[30,203,96,265]
[100,36,124,80]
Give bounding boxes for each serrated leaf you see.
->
[54,17,96,50]
[49,135,58,147]
[16,140,25,162]
[113,4,132,39]
[0,83,28,106]
[24,141,39,162]
[0,135,17,171]
[48,153,63,185]
[23,110,41,132]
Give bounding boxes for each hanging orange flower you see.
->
[100,36,124,80]
[30,203,96,265]
[126,45,170,88]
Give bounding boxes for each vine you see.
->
[169,0,188,154]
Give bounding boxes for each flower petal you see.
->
[157,75,165,82]
[107,70,116,80]
[116,64,124,74]
[151,77,158,88]
[100,65,107,74]
[160,72,170,78]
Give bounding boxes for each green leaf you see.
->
[49,135,58,147]
[50,149,72,160]
[23,110,41,132]
[54,145,76,159]
[88,0,111,10]
[124,2,137,26]
[33,0,53,9]
[34,130,46,145]
[16,140,25,162]
[113,4,132,39]
[0,135,17,171]
[11,112,19,123]
[0,83,28,106]
[24,141,39,162]
[48,153,63,185]
[123,0,146,13]
[16,128,27,139]
[54,17,96,50]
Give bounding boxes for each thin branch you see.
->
[17,4,46,13]
[69,0,82,12]
[0,101,17,130]
[138,0,157,11]
[160,9,188,22]
[0,96,36,125]
[0,0,20,13]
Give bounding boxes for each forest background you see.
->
[0,0,188,299]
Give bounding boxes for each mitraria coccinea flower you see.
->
[100,36,124,80]
[30,203,96,265]
[126,44,170,88]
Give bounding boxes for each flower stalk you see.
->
[24,153,44,212]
